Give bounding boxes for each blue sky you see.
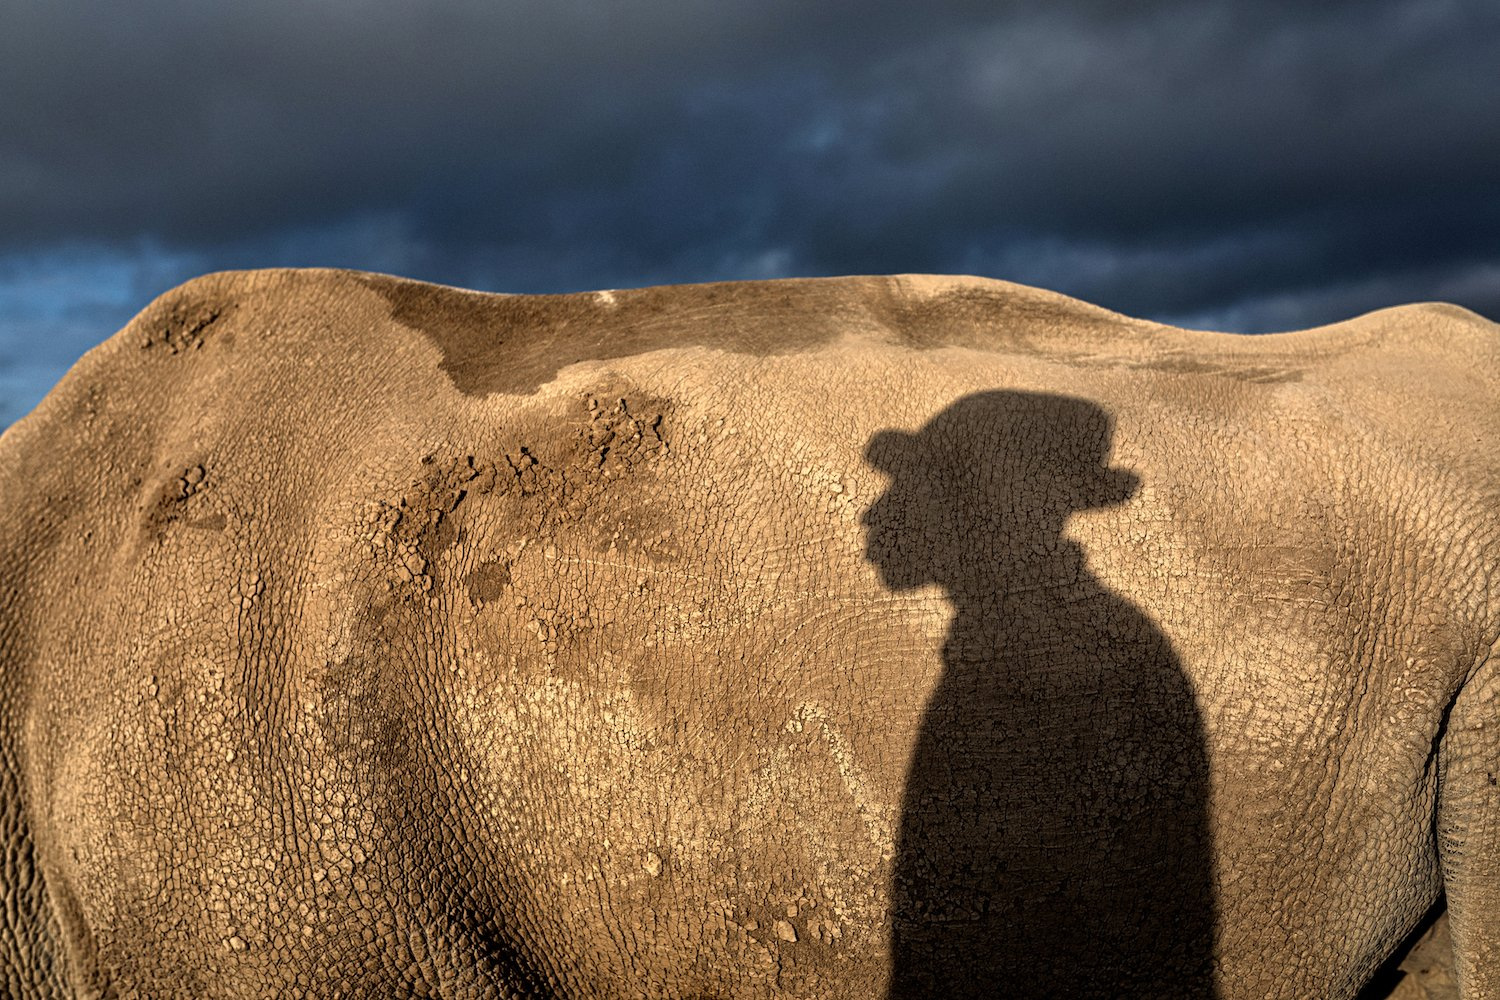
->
[3,0,1497,426]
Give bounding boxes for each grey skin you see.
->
[0,268,1495,998]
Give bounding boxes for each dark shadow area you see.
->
[863,391,1217,999]
[1355,899,1454,1000]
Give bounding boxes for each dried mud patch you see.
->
[135,297,231,355]
[357,383,680,611]
[138,461,220,547]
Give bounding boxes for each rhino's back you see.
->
[1,269,1497,997]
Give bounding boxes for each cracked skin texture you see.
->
[0,268,1496,998]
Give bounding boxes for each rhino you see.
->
[0,268,1494,998]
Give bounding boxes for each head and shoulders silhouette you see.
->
[862,390,1217,1000]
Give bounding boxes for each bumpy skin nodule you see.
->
[0,269,1495,998]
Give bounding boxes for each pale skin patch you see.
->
[788,702,897,860]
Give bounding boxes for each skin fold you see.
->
[0,269,1495,998]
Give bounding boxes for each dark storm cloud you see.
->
[1,0,1498,422]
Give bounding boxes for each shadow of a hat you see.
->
[863,391,1140,510]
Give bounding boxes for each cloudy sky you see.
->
[2,0,1497,425]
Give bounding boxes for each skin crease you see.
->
[0,268,1495,999]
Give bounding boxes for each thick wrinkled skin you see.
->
[0,269,1495,998]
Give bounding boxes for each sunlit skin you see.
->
[0,269,1492,998]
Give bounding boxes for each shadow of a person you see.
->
[864,391,1217,999]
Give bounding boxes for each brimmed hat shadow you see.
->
[863,390,1217,999]
[864,395,1140,507]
